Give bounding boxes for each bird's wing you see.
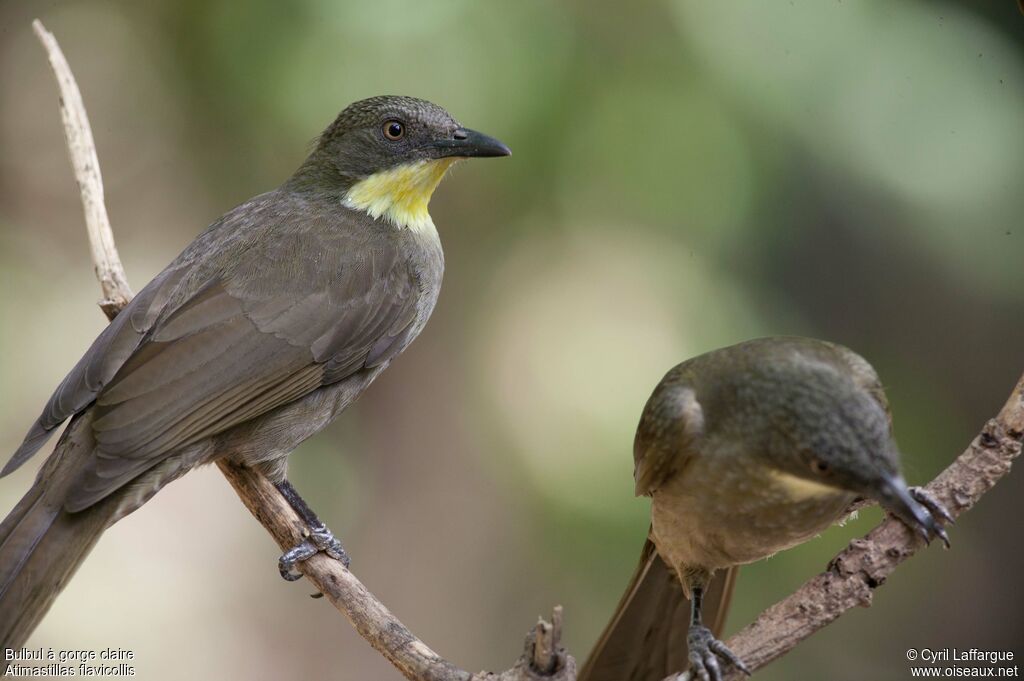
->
[633,381,704,496]
[578,537,737,681]
[6,197,424,511]
[1,266,188,477]
[70,225,420,510]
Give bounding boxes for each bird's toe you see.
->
[308,523,351,568]
[278,540,318,581]
[686,625,749,681]
[908,486,953,547]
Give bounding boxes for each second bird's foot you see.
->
[676,625,750,681]
[278,522,351,581]
[908,486,954,548]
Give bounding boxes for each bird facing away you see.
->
[0,95,510,648]
[579,337,952,681]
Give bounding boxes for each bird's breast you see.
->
[650,454,855,573]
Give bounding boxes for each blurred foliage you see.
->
[0,1,1022,680]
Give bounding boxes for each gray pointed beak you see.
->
[432,128,511,159]
[876,474,949,547]
[878,475,926,526]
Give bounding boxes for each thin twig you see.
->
[32,18,572,681]
[218,460,576,681]
[530,606,564,676]
[32,19,132,319]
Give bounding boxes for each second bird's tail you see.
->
[578,538,737,681]
[0,414,117,648]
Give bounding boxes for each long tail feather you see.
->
[579,538,737,681]
[0,415,116,648]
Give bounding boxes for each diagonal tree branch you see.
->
[31,18,573,681]
[32,20,133,318]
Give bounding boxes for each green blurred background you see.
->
[1,1,1022,679]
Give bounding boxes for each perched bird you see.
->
[580,337,952,681]
[0,95,510,647]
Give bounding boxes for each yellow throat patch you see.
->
[768,469,843,501]
[343,158,456,234]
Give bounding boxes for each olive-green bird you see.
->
[580,337,952,681]
[0,95,509,647]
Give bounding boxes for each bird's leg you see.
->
[275,480,350,581]
[681,575,750,681]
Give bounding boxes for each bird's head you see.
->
[757,361,945,541]
[753,361,901,496]
[293,95,510,232]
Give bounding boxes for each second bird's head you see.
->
[293,95,510,231]
[757,364,946,544]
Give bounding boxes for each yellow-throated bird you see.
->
[0,95,509,647]
[580,337,951,681]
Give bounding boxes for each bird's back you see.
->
[3,188,442,512]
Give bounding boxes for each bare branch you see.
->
[711,374,1024,681]
[32,18,572,681]
[218,459,575,681]
[532,607,563,675]
[32,19,133,319]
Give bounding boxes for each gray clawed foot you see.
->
[278,541,317,581]
[682,625,750,681]
[909,486,953,548]
[278,522,351,581]
[309,523,350,565]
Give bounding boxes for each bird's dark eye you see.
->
[810,458,829,475]
[383,120,405,141]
